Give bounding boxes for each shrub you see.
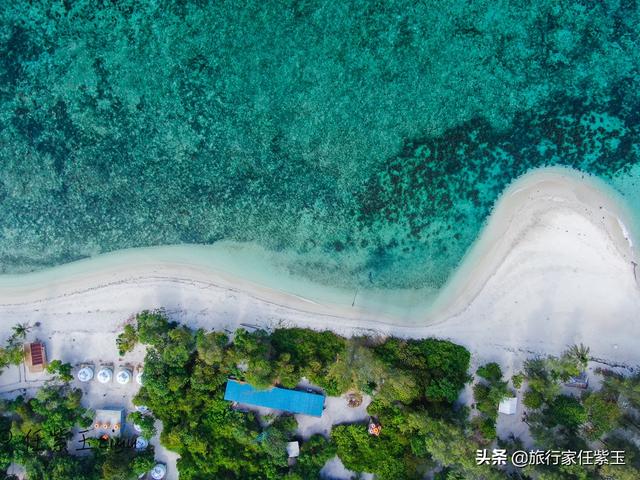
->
[477,363,502,383]
[511,373,524,389]
[523,389,544,410]
[46,360,74,383]
[545,395,587,430]
[136,310,171,346]
[116,324,139,356]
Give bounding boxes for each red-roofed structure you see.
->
[25,342,47,373]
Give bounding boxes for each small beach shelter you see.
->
[135,437,148,450]
[368,421,382,436]
[116,368,132,385]
[92,409,124,438]
[151,464,167,480]
[77,366,94,382]
[565,372,589,389]
[136,368,144,385]
[287,441,300,458]
[498,397,518,415]
[97,367,113,384]
[25,342,47,373]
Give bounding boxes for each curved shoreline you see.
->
[0,167,637,320]
[427,166,638,323]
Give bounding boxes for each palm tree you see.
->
[11,322,32,340]
[567,343,590,369]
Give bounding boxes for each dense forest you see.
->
[1,311,640,479]
[125,311,481,479]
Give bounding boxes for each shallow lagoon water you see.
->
[1,1,639,291]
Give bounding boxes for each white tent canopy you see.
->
[136,369,144,385]
[286,441,300,458]
[77,366,94,382]
[135,437,149,450]
[498,397,518,415]
[151,464,167,479]
[97,367,113,384]
[116,369,131,385]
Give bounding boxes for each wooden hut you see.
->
[25,342,47,373]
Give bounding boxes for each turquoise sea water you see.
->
[0,1,639,290]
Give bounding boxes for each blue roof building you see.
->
[224,379,325,417]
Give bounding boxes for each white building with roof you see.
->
[498,397,518,415]
[286,441,300,458]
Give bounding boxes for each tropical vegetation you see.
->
[2,311,639,479]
